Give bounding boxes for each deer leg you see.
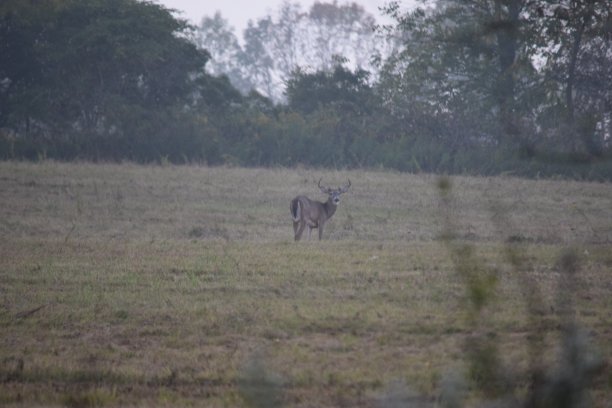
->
[294,222,305,241]
[307,226,312,240]
[318,222,324,240]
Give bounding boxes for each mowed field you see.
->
[0,161,611,407]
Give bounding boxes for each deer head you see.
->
[318,178,351,205]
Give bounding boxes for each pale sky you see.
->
[154,0,395,33]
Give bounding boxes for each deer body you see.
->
[290,179,350,241]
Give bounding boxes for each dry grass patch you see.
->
[0,161,610,407]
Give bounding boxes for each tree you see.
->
[286,59,376,115]
[286,60,387,166]
[239,16,281,101]
[198,1,387,102]
[238,2,306,102]
[379,0,542,147]
[532,0,612,156]
[195,12,253,94]
[303,1,381,72]
[0,0,232,162]
[379,0,612,159]
[0,1,57,138]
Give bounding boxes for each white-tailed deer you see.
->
[290,178,351,241]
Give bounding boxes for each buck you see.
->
[290,178,351,241]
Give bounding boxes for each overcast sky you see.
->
[154,0,395,33]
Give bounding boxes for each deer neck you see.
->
[323,198,338,219]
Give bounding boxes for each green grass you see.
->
[0,161,610,407]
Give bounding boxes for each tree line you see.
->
[1,0,611,179]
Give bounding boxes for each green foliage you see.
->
[286,63,375,115]
[1,0,611,180]
[0,0,228,163]
[378,0,612,169]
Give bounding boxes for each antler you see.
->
[318,178,330,194]
[340,179,351,193]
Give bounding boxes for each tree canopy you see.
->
[1,0,237,161]
[1,0,610,179]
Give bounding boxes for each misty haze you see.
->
[1,1,610,407]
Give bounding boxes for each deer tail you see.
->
[290,198,301,222]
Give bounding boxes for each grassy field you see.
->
[0,161,610,407]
